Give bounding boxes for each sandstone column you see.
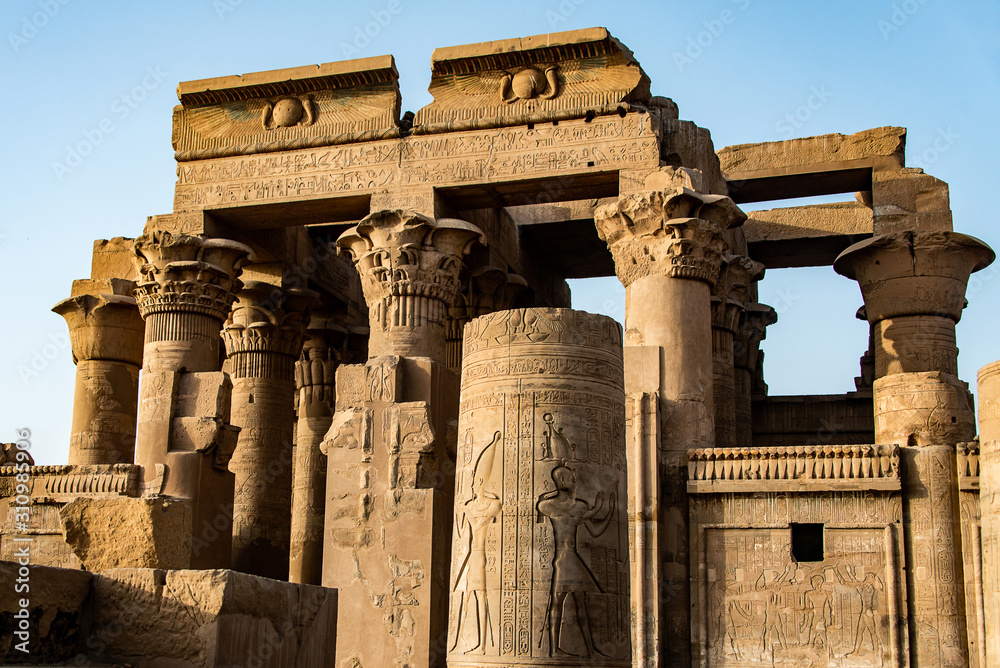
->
[734,303,776,448]
[977,361,1000,665]
[325,210,484,668]
[223,280,316,580]
[289,315,346,584]
[52,278,144,465]
[711,255,764,449]
[132,231,254,568]
[836,230,994,668]
[595,186,743,667]
[448,307,629,666]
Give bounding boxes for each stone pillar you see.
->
[223,280,316,580]
[977,362,1000,665]
[447,307,629,666]
[734,303,776,448]
[711,255,764,449]
[289,315,346,585]
[132,231,254,568]
[595,187,743,667]
[445,266,528,374]
[337,209,485,361]
[836,230,994,668]
[325,210,484,668]
[52,278,144,465]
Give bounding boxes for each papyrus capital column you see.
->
[836,230,994,667]
[223,280,316,579]
[337,210,485,362]
[52,278,144,465]
[289,315,346,584]
[131,231,254,568]
[711,255,765,449]
[595,185,744,668]
[734,303,777,447]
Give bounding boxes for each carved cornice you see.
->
[687,444,900,493]
[223,281,318,377]
[594,188,745,287]
[834,230,994,322]
[0,463,139,501]
[337,210,485,333]
[132,231,255,322]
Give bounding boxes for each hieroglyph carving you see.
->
[448,308,630,667]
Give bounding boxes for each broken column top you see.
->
[414,26,651,129]
[173,55,401,161]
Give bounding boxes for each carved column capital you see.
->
[295,315,347,418]
[132,231,256,322]
[445,265,529,373]
[337,210,486,359]
[52,278,144,366]
[223,281,318,380]
[594,188,744,287]
[834,230,993,322]
[735,303,777,372]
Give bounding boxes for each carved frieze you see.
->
[687,444,901,493]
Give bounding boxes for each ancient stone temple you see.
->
[2,26,999,668]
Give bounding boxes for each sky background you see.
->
[2,0,998,464]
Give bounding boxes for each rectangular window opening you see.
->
[791,523,824,562]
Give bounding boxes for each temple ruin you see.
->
[2,27,999,668]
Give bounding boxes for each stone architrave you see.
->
[977,361,1000,664]
[289,314,347,585]
[447,307,629,666]
[836,230,994,668]
[52,278,144,465]
[595,178,743,667]
[444,266,528,373]
[711,254,765,449]
[734,303,776,447]
[337,209,486,361]
[132,230,254,569]
[223,280,316,580]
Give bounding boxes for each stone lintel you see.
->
[415,27,650,130]
[174,56,401,162]
[744,201,874,268]
[719,126,906,203]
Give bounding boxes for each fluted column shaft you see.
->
[53,278,144,465]
[596,186,743,668]
[836,230,994,668]
[224,281,315,580]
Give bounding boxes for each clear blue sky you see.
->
[3,0,998,464]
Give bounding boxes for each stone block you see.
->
[59,497,193,571]
[0,562,92,665]
[174,371,233,420]
[90,568,337,668]
[91,237,139,282]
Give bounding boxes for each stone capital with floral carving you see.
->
[594,188,745,287]
[53,278,145,366]
[337,209,485,359]
[223,281,318,380]
[132,231,256,322]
